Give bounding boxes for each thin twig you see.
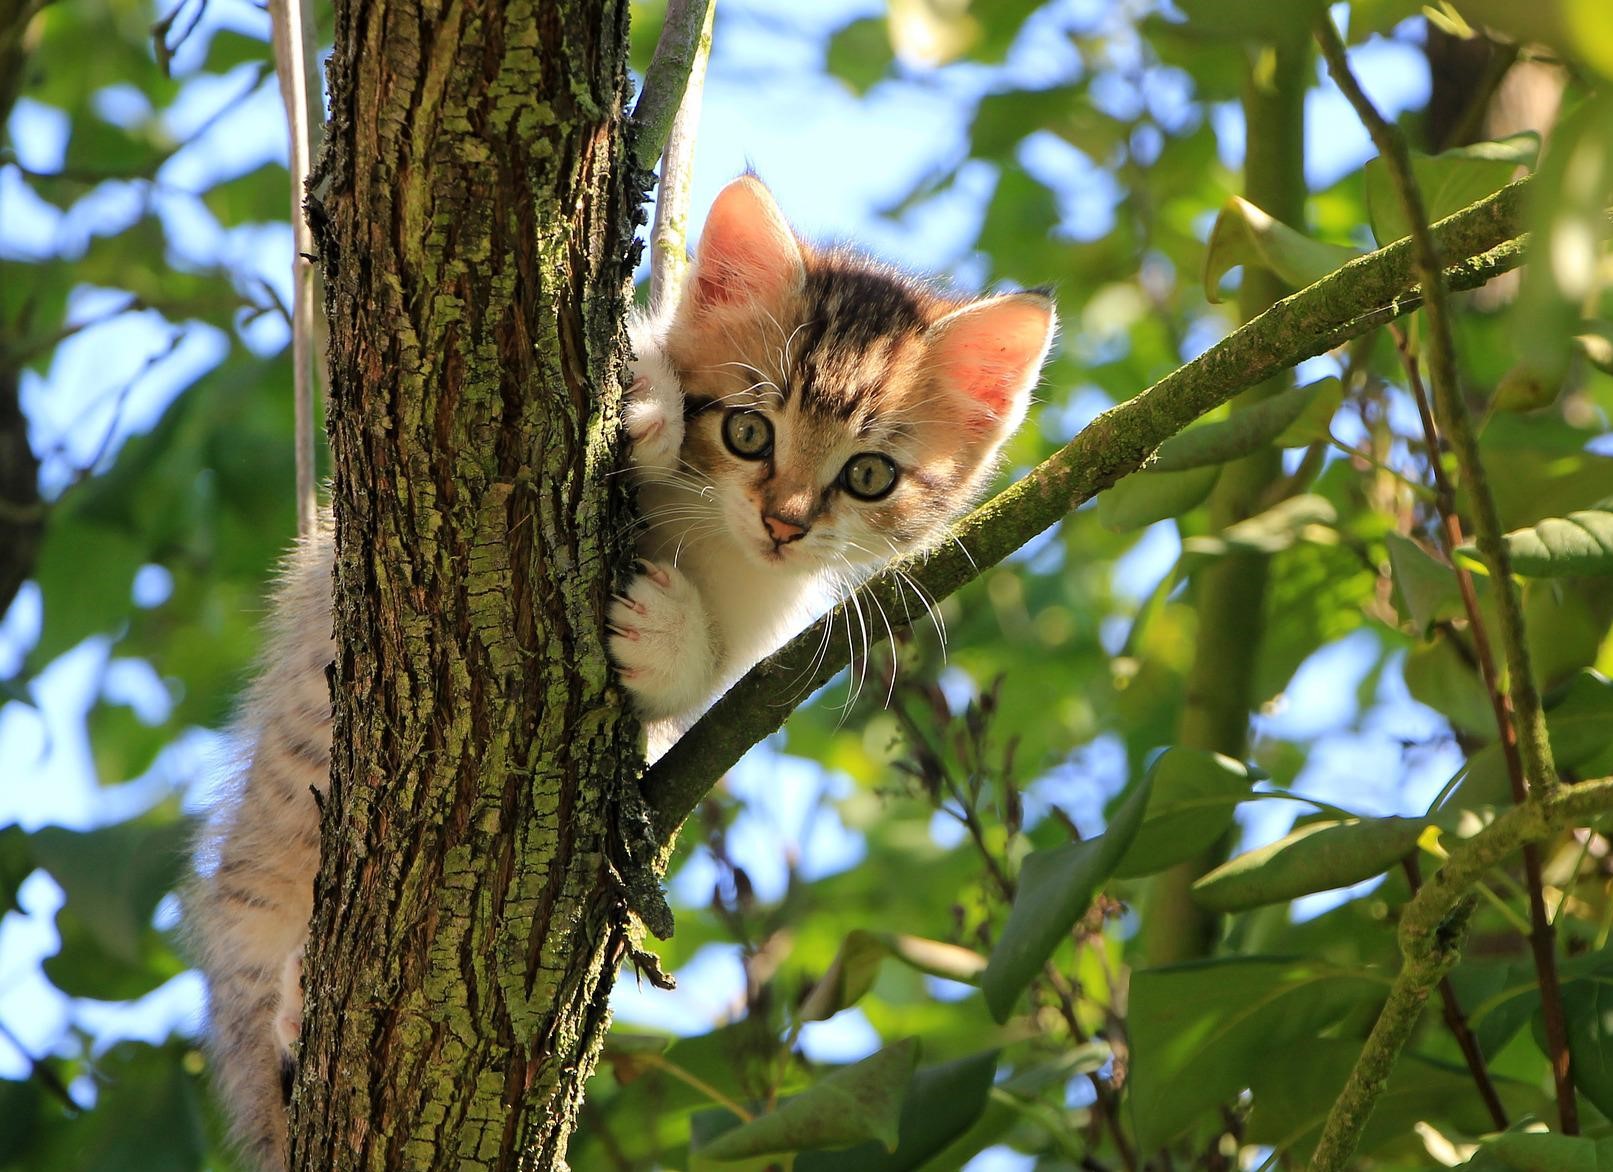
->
[267,0,324,538]
[1310,776,1613,1172]
[1314,16,1573,1138]
[0,1017,80,1113]
[631,0,716,172]
[648,0,714,311]
[1400,855,1509,1130]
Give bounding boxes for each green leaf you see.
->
[1096,464,1220,532]
[795,1052,997,1172]
[1461,510,1613,577]
[1462,1132,1613,1172]
[1387,531,1472,635]
[981,773,1152,1023]
[799,931,987,1023]
[1364,132,1540,247]
[1175,0,1328,44]
[1151,381,1341,473]
[25,1041,206,1171]
[0,825,35,917]
[697,1038,919,1161]
[30,814,191,965]
[1127,957,1382,1150]
[1191,816,1428,912]
[202,161,293,227]
[1453,671,1613,806]
[0,1075,42,1163]
[1180,494,1338,560]
[1113,748,1258,879]
[1203,197,1360,303]
[1540,977,1613,1119]
[825,17,892,95]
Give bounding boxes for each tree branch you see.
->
[645,178,1538,845]
[648,0,713,311]
[1314,16,1574,1136]
[1308,776,1613,1171]
[267,0,324,538]
[631,0,716,172]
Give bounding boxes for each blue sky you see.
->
[0,0,1452,1165]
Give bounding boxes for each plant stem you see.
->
[645,177,1539,845]
[1314,15,1573,1135]
[1309,776,1613,1171]
[1401,856,1508,1130]
[631,0,716,172]
[648,0,714,311]
[267,0,323,539]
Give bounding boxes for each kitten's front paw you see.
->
[625,372,684,472]
[609,560,715,719]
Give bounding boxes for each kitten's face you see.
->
[660,176,1056,578]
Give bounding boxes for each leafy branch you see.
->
[1308,775,1613,1171]
[1313,15,1575,1150]
[644,177,1537,845]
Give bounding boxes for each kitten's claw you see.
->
[609,562,715,719]
[637,559,672,589]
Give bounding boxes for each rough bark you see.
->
[291,2,641,1169]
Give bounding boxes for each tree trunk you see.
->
[291,2,641,1168]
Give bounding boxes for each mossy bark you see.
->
[1141,40,1309,966]
[291,2,641,1169]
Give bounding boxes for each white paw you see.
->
[609,560,716,719]
[273,946,304,1057]
[625,365,685,472]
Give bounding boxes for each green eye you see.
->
[722,410,773,459]
[841,453,898,501]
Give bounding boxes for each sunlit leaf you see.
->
[1363,132,1539,247]
[1203,197,1360,303]
[1192,816,1427,912]
[1096,465,1220,532]
[1113,748,1258,878]
[1460,510,1613,577]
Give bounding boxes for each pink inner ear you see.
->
[931,296,1055,422]
[689,177,803,310]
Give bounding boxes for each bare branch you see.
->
[648,0,714,310]
[267,0,324,538]
[631,0,716,172]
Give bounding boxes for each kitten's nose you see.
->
[763,513,808,544]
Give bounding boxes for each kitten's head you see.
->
[664,175,1056,576]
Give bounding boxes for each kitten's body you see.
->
[191,176,1055,1169]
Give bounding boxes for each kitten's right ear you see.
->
[685,176,805,312]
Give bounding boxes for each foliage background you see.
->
[1,0,1611,1168]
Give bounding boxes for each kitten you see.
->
[188,174,1055,1170]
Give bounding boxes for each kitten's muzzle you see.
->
[763,512,808,544]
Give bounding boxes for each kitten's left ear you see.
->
[926,292,1057,441]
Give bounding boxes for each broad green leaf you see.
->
[697,1038,918,1161]
[795,1051,997,1172]
[1460,510,1613,577]
[1462,1132,1613,1172]
[0,825,34,917]
[24,1041,207,1172]
[1151,381,1341,472]
[1191,816,1427,912]
[30,814,191,965]
[1364,132,1539,247]
[826,17,892,95]
[203,161,293,227]
[1096,465,1219,532]
[0,1077,41,1163]
[1128,957,1382,1150]
[981,774,1152,1023]
[1175,0,1327,44]
[1203,197,1360,304]
[1113,748,1258,878]
[799,932,985,1023]
[1537,977,1613,1119]
[1386,531,1472,635]
[1181,494,1337,560]
[1453,670,1613,807]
